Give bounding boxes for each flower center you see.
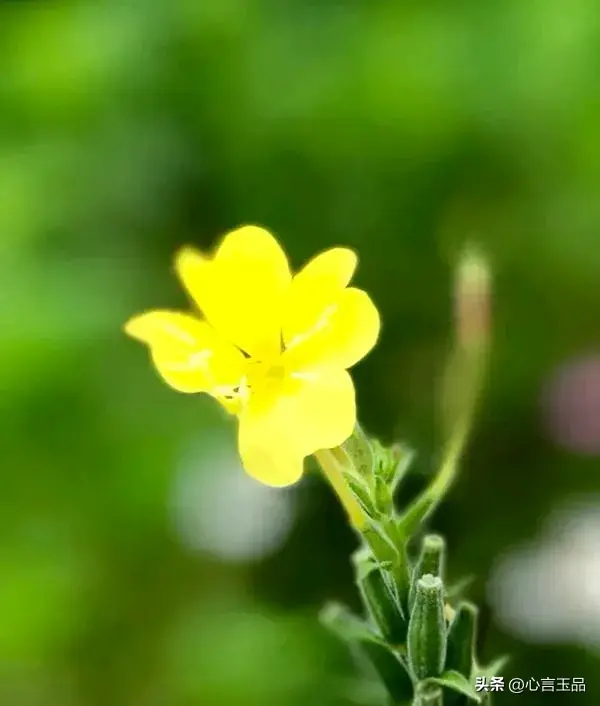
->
[211,357,290,415]
[265,363,286,381]
[246,359,287,390]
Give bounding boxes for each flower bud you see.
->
[408,574,447,680]
[409,534,446,611]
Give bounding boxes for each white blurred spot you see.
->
[488,499,600,649]
[171,439,296,563]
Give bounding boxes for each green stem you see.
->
[401,415,470,534]
[400,351,484,537]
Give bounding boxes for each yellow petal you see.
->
[282,247,357,347]
[282,287,380,371]
[124,310,246,394]
[176,226,291,360]
[237,368,356,486]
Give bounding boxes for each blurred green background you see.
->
[3,0,600,704]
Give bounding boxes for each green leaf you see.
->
[476,656,510,679]
[445,602,477,677]
[320,602,385,645]
[320,602,414,703]
[359,640,414,703]
[352,548,406,643]
[343,471,378,517]
[363,520,401,564]
[425,670,482,702]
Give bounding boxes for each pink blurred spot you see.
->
[544,354,600,455]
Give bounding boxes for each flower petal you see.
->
[237,368,356,486]
[176,226,291,360]
[124,310,246,394]
[282,287,380,371]
[282,247,357,347]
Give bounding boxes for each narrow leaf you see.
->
[476,656,510,679]
[353,548,406,642]
[426,670,482,702]
[321,602,414,703]
[445,602,477,677]
[320,602,384,645]
[359,640,415,704]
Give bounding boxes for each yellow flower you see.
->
[124,225,380,487]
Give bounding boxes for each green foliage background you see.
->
[2,0,600,704]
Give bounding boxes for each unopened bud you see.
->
[409,534,446,611]
[408,574,447,680]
